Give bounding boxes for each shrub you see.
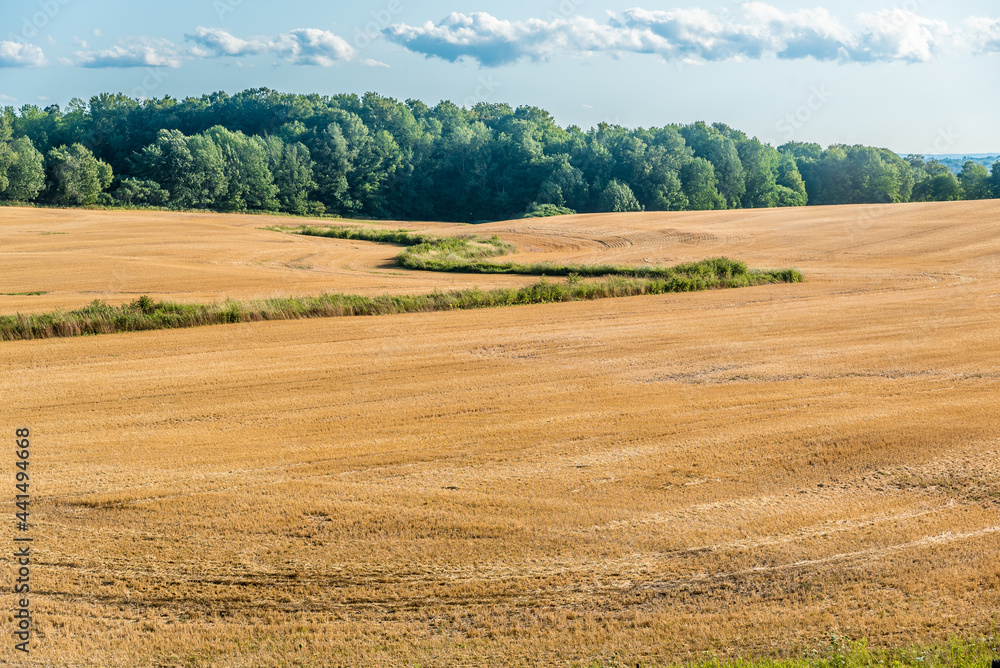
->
[522,202,577,218]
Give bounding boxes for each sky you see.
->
[0,0,997,154]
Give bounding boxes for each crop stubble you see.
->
[1,202,999,666]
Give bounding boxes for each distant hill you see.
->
[906,154,1000,175]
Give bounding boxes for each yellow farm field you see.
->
[1,202,1000,666]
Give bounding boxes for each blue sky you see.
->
[1,0,997,153]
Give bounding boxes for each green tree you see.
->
[45,143,113,205]
[0,144,11,194]
[204,126,278,211]
[958,161,991,200]
[134,129,194,204]
[626,127,690,211]
[776,155,808,206]
[991,162,1000,198]
[680,158,725,210]
[912,172,962,201]
[306,123,352,212]
[923,159,952,177]
[134,129,228,209]
[3,137,46,201]
[266,137,317,214]
[845,146,906,204]
[0,108,13,145]
[184,134,229,208]
[598,179,643,212]
[737,138,780,208]
[112,177,170,206]
[778,141,822,161]
[536,155,588,210]
[679,122,745,208]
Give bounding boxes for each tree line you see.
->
[2,88,998,221]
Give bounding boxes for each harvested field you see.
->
[2,201,1000,667]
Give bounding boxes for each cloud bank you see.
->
[384,3,996,66]
[33,5,1000,70]
[70,28,359,68]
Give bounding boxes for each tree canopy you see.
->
[1,88,996,218]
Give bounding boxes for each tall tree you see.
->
[912,172,962,201]
[0,143,12,194]
[679,158,725,210]
[45,144,113,205]
[204,126,279,211]
[958,161,991,200]
[737,138,780,208]
[776,155,808,206]
[266,137,317,214]
[3,137,46,201]
[679,122,745,208]
[598,179,643,213]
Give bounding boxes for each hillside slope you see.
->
[2,201,999,666]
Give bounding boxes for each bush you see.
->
[522,202,577,218]
[113,178,170,206]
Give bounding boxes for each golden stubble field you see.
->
[1,202,999,667]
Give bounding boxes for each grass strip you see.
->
[634,635,999,668]
[1,265,798,341]
[267,224,515,258]
[400,251,803,282]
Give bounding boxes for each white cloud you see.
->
[384,3,979,66]
[617,4,858,63]
[962,16,1000,54]
[384,12,625,66]
[0,41,46,67]
[852,9,949,63]
[76,38,183,68]
[0,94,17,102]
[273,29,357,66]
[186,26,269,57]
[184,27,356,66]
[360,58,390,68]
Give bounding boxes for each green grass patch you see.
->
[1,262,799,341]
[586,634,999,668]
[267,224,510,253]
[267,224,437,246]
[2,291,48,296]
